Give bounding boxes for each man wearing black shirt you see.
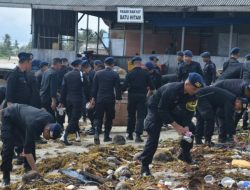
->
[0,104,62,187]
[91,57,122,145]
[40,58,62,118]
[177,50,203,81]
[140,73,204,176]
[122,56,155,142]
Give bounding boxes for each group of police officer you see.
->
[1,46,250,186]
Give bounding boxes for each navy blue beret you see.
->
[18,52,32,61]
[149,56,159,61]
[94,60,103,65]
[230,47,240,55]
[184,50,193,57]
[176,51,184,56]
[39,61,49,68]
[145,62,155,70]
[81,60,90,67]
[245,54,250,60]
[188,72,204,88]
[200,51,211,58]
[71,59,82,66]
[49,123,62,139]
[104,57,115,64]
[132,56,142,63]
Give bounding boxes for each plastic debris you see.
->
[237,181,250,189]
[204,175,215,184]
[221,177,235,188]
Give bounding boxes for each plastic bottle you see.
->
[237,181,250,189]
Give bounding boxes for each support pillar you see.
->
[140,23,144,55]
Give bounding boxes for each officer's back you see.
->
[93,66,121,102]
[40,58,61,103]
[218,47,242,80]
[62,67,85,102]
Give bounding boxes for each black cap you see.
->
[49,123,62,139]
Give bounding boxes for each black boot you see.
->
[16,155,24,165]
[141,165,151,176]
[104,133,112,142]
[61,131,72,146]
[205,136,215,147]
[2,171,10,187]
[86,127,95,135]
[126,133,134,140]
[195,136,203,145]
[135,135,144,143]
[178,139,196,164]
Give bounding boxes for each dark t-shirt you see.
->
[2,104,54,154]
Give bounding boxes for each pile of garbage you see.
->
[8,136,250,190]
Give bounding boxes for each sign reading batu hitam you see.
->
[117,7,144,23]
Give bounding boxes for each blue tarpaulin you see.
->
[147,17,250,27]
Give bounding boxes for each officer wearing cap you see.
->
[241,54,250,83]
[196,86,243,145]
[145,61,162,89]
[176,51,184,75]
[201,51,216,85]
[6,52,33,107]
[122,57,155,143]
[177,50,203,81]
[35,62,49,90]
[217,47,242,80]
[40,58,62,118]
[140,72,204,176]
[149,55,161,74]
[0,104,62,187]
[213,79,250,130]
[91,57,122,145]
[59,60,88,145]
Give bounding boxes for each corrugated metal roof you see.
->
[1,0,250,6]
[1,0,250,11]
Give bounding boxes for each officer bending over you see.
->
[140,72,204,176]
[0,104,62,187]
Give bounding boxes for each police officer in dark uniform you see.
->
[84,60,105,135]
[217,47,242,80]
[6,52,33,107]
[35,61,49,90]
[91,57,122,145]
[59,60,88,145]
[241,54,250,83]
[196,87,243,145]
[201,51,216,85]
[144,62,162,89]
[140,73,204,176]
[213,79,250,130]
[122,56,155,143]
[40,58,62,118]
[149,55,161,74]
[0,104,62,187]
[177,50,203,81]
[176,51,184,76]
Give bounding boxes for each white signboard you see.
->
[117,7,144,23]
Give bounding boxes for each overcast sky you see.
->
[0,7,108,46]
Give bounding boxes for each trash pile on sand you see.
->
[7,134,250,190]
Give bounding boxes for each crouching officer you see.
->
[122,56,155,143]
[140,73,204,176]
[196,87,242,145]
[0,104,62,187]
[59,60,88,145]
